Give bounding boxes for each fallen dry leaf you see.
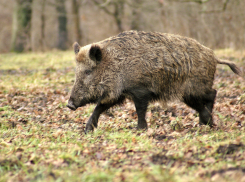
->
[204,157,216,164]
[147,128,154,136]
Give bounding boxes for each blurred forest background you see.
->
[0,0,244,53]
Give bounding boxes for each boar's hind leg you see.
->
[131,94,150,130]
[183,89,217,127]
[200,89,217,126]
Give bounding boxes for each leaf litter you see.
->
[0,50,245,181]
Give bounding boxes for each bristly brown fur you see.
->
[67,30,242,132]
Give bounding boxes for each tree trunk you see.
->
[11,0,33,52]
[56,0,67,50]
[71,0,82,44]
[131,0,143,30]
[92,0,125,33]
[114,1,124,32]
[40,0,46,51]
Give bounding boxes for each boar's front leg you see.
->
[85,103,114,133]
[85,97,125,133]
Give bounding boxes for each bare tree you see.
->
[56,0,67,50]
[11,0,33,52]
[170,0,230,13]
[1,0,244,52]
[40,0,46,51]
[130,0,144,30]
[71,0,82,43]
[92,0,125,32]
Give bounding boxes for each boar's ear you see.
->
[89,45,102,63]
[73,42,80,55]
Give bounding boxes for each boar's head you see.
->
[67,42,103,110]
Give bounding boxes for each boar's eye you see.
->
[84,70,92,76]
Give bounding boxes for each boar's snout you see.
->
[67,98,77,111]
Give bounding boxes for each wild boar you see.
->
[67,30,242,133]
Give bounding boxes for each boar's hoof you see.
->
[137,122,148,130]
[199,120,214,128]
[85,124,94,134]
[85,117,98,134]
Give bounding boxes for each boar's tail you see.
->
[217,59,243,77]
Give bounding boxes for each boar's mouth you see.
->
[66,103,77,111]
[67,98,97,111]
[66,99,78,110]
[66,99,86,111]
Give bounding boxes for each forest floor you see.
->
[0,49,245,182]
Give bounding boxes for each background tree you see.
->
[1,0,244,52]
[40,0,46,51]
[92,0,125,32]
[130,0,143,30]
[71,0,82,44]
[170,0,230,13]
[11,0,33,52]
[56,0,67,50]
